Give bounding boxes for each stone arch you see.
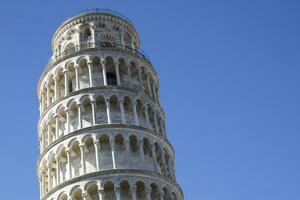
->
[120,180,131,199]
[81,96,93,128]
[99,134,113,170]
[130,61,139,89]
[68,100,79,132]
[103,181,115,200]
[136,181,146,200]
[105,56,117,86]
[95,95,107,124]
[115,134,125,167]
[56,67,66,98]
[69,140,81,178]
[58,193,68,200]
[78,58,90,89]
[150,183,160,200]
[109,95,121,123]
[63,42,75,55]
[123,96,134,124]
[91,56,103,86]
[66,62,76,93]
[83,135,96,173]
[70,187,83,200]
[86,182,99,200]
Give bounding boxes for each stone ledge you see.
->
[42,169,184,200]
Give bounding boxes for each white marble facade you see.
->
[37,9,183,200]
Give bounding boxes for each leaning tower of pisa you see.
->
[37,9,183,200]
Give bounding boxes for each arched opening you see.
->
[163,187,171,200]
[172,192,178,200]
[99,135,113,170]
[140,67,148,95]
[58,147,68,183]
[78,59,90,89]
[136,181,146,200]
[82,97,93,128]
[124,96,134,124]
[120,181,131,200]
[104,182,115,200]
[129,135,139,167]
[136,100,145,127]
[106,57,117,86]
[115,134,125,167]
[70,141,81,177]
[69,101,79,132]
[48,115,56,144]
[48,75,55,104]
[57,107,67,137]
[143,138,152,167]
[87,183,99,200]
[155,143,164,174]
[110,96,121,123]
[164,148,172,178]
[63,42,75,55]
[95,95,107,124]
[130,62,139,90]
[71,188,83,200]
[82,27,92,42]
[67,63,76,93]
[59,194,68,200]
[150,183,160,200]
[57,68,66,98]
[147,105,155,130]
[84,137,96,173]
[91,57,103,86]
[118,58,128,87]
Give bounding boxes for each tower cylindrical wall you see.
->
[37,10,183,200]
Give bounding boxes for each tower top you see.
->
[51,9,141,53]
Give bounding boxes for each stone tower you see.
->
[37,9,183,200]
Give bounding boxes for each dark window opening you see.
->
[107,72,117,86]
[68,80,73,93]
[101,42,113,48]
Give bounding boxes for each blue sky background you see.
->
[0,0,299,199]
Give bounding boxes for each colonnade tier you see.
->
[51,11,141,56]
[42,170,183,200]
[38,130,176,197]
[38,90,166,151]
[38,54,159,115]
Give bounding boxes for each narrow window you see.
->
[107,72,117,86]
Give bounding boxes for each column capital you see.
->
[82,192,88,198]
[65,148,71,154]
[91,100,96,105]
[100,58,106,65]
[131,185,137,191]
[55,155,60,161]
[74,64,80,69]
[105,98,110,104]
[98,189,105,195]
[76,103,82,108]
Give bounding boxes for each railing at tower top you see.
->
[73,8,135,27]
[49,42,152,65]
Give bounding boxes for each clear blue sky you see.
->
[0,0,299,199]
